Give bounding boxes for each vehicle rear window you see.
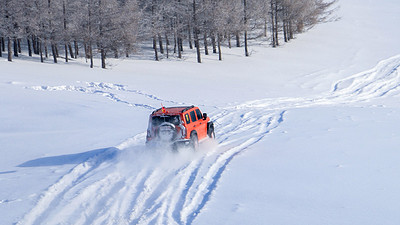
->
[152,115,180,126]
[190,111,197,122]
[184,113,191,124]
[195,109,203,120]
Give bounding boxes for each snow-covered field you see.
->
[1,0,400,224]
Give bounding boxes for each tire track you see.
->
[27,82,185,110]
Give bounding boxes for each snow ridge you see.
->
[235,54,400,110]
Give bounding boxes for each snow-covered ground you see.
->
[1,0,400,224]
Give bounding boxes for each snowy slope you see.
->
[1,0,400,224]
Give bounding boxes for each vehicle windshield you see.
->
[151,115,180,126]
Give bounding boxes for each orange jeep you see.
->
[146,106,215,149]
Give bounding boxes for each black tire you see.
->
[209,130,215,139]
[190,133,199,150]
[207,122,215,139]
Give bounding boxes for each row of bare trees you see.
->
[0,0,336,68]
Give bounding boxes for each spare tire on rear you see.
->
[157,122,177,142]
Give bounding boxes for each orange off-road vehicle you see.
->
[146,106,215,149]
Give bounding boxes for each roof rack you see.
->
[151,107,161,114]
[182,105,194,113]
[151,105,195,114]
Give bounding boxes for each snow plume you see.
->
[17,139,215,225]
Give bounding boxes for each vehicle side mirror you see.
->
[203,113,207,120]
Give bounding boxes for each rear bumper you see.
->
[146,138,191,148]
[174,139,191,147]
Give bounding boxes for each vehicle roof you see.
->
[152,106,197,116]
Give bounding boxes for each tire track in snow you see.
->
[17,148,119,225]
[27,82,185,110]
[17,55,400,225]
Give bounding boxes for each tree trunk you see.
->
[125,43,130,57]
[235,32,240,47]
[179,37,183,52]
[84,42,88,58]
[114,48,118,58]
[203,32,208,55]
[51,43,57,63]
[27,37,32,56]
[211,33,217,53]
[55,44,59,57]
[188,25,193,49]
[165,34,169,58]
[177,36,182,58]
[243,0,249,57]
[0,38,2,57]
[244,31,249,56]
[68,43,74,58]
[36,36,40,54]
[44,40,48,58]
[32,36,38,54]
[13,38,18,57]
[228,34,231,49]
[274,0,279,46]
[153,36,158,61]
[7,37,12,61]
[283,19,287,42]
[74,40,78,58]
[193,0,201,63]
[158,34,164,54]
[39,40,44,63]
[173,31,177,54]
[17,39,21,53]
[271,0,276,47]
[1,37,5,52]
[101,47,106,68]
[217,33,222,61]
[289,20,294,40]
[89,43,93,68]
[65,43,69,62]
[264,19,268,37]
[195,30,201,63]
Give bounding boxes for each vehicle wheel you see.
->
[209,130,215,139]
[207,122,215,139]
[190,133,199,150]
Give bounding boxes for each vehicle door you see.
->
[194,108,208,140]
[183,112,195,139]
[188,110,200,138]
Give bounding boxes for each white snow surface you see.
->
[1,0,400,224]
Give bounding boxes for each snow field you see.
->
[12,54,400,224]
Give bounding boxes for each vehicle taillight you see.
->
[146,130,151,140]
[181,126,186,138]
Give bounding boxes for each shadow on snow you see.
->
[17,147,119,167]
